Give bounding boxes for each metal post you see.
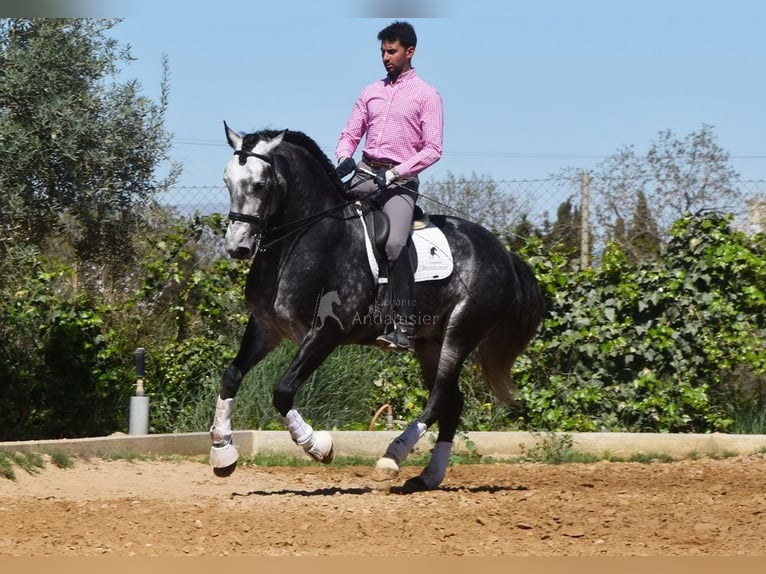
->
[129,347,149,435]
[580,172,592,269]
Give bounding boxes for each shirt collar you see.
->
[385,67,417,86]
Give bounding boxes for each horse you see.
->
[209,122,545,492]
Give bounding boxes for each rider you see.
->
[335,21,444,350]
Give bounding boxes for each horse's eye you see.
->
[251,182,266,192]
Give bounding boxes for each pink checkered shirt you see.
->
[336,68,443,180]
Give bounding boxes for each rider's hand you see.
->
[374,168,397,190]
[336,157,356,179]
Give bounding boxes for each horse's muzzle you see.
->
[225,221,258,259]
[228,245,254,259]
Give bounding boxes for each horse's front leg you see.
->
[273,331,341,464]
[210,316,279,476]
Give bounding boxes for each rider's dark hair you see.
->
[377,21,417,49]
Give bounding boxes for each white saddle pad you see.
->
[357,207,454,284]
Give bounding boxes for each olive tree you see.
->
[0,18,179,283]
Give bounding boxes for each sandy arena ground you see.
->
[1,454,765,556]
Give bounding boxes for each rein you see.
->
[256,197,361,252]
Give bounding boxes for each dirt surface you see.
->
[1,454,765,556]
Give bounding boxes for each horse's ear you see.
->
[224,121,242,150]
[263,129,286,153]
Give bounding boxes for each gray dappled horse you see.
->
[209,123,545,492]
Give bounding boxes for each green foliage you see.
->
[519,432,600,464]
[12,451,45,475]
[513,212,766,432]
[0,452,15,480]
[0,18,178,279]
[0,249,126,439]
[48,449,74,469]
[0,22,763,439]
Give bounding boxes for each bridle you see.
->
[227,150,277,227]
[226,149,360,253]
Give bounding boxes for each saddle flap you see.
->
[357,204,453,285]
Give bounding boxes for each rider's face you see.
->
[380,40,414,81]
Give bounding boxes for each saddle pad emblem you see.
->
[411,223,454,282]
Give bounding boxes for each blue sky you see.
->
[106,0,766,201]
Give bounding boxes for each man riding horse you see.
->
[335,21,443,350]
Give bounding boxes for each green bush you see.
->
[2,212,764,440]
[513,213,766,432]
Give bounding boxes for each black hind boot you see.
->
[376,251,416,350]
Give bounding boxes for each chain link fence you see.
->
[166,176,766,241]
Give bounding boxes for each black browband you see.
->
[233,149,272,165]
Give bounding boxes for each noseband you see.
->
[228,150,276,228]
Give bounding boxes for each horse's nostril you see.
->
[229,247,252,260]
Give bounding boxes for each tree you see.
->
[420,171,531,234]
[0,18,179,283]
[625,189,660,261]
[591,124,740,262]
[0,19,181,440]
[544,196,581,256]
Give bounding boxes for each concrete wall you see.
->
[2,430,765,460]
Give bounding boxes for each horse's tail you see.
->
[476,252,545,402]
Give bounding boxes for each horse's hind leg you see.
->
[372,339,446,481]
[210,316,279,476]
[373,335,471,491]
[401,382,463,493]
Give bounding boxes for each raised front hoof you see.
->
[305,430,335,464]
[210,441,239,477]
[370,456,400,482]
[213,461,238,478]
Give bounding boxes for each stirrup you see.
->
[376,325,413,350]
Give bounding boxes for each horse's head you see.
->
[223,122,285,259]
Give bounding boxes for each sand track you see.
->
[1,455,765,556]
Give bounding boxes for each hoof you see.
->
[400,476,437,493]
[371,456,400,482]
[213,461,238,478]
[305,430,335,464]
[210,440,239,477]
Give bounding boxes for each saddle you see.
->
[356,201,453,285]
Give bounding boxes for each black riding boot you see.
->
[376,251,416,350]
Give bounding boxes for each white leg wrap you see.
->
[209,396,239,471]
[283,408,314,446]
[283,409,334,463]
[210,396,234,445]
[418,441,453,489]
[385,421,427,464]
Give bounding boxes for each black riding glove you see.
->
[336,157,356,179]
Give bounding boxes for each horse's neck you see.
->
[269,175,357,251]
[280,161,348,220]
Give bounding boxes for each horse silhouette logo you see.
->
[314,290,343,330]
